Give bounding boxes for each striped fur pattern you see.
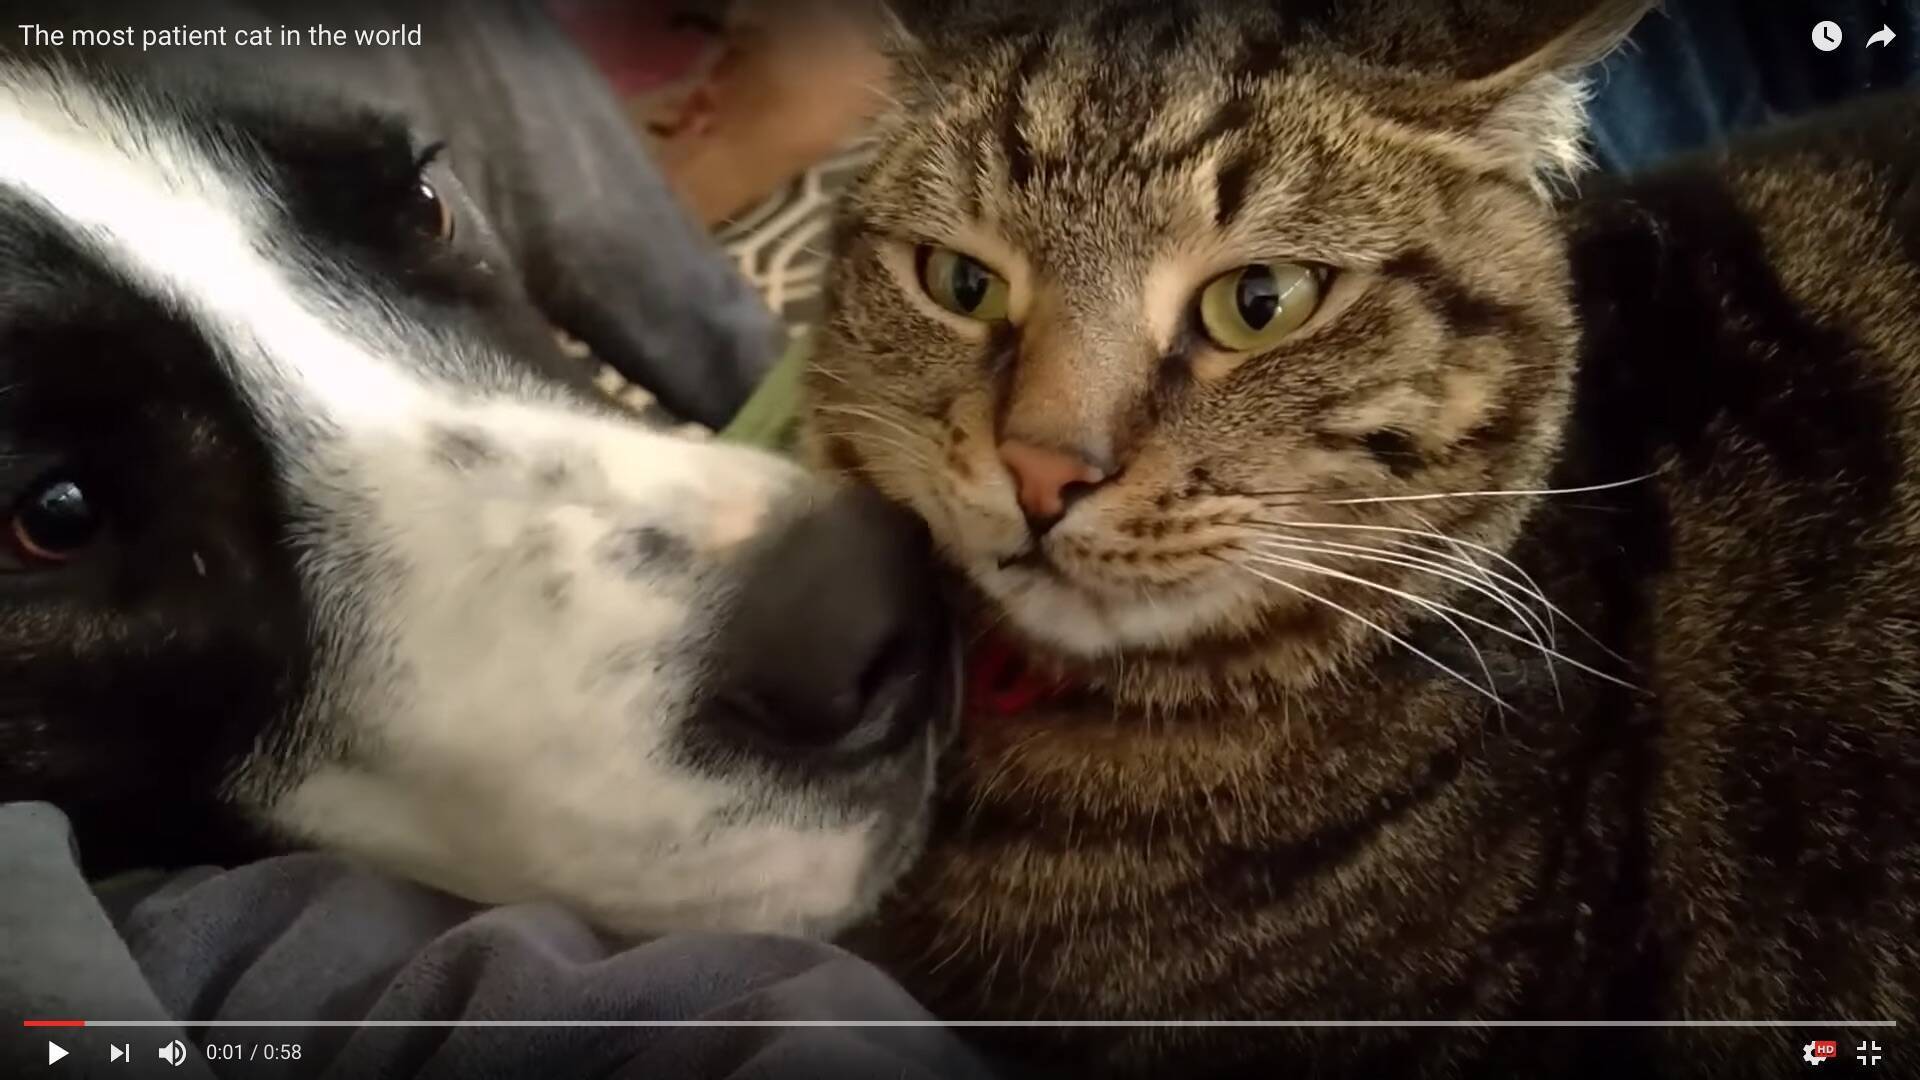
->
[805,1,1920,1074]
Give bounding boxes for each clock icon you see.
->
[1813,20,1844,51]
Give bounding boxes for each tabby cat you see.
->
[803,1,1920,1075]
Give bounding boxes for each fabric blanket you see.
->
[0,802,997,1079]
[719,333,810,452]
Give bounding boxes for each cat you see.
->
[802,1,1920,1075]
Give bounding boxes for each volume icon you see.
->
[158,1039,188,1067]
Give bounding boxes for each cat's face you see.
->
[808,2,1642,681]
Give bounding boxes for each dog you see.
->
[0,42,954,938]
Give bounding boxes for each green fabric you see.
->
[719,332,810,454]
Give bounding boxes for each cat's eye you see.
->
[9,476,102,565]
[917,246,1011,321]
[1197,262,1324,352]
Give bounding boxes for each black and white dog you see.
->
[0,38,952,937]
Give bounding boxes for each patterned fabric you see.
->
[716,139,876,336]
[596,139,873,432]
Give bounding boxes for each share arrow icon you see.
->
[1869,24,1897,47]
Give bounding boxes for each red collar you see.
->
[966,633,1078,718]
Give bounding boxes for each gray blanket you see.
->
[0,802,997,1079]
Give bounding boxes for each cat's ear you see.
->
[1456,0,1656,191]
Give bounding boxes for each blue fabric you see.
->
[1588,0,1920,171]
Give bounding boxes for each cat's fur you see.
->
[805,1,1920,1075]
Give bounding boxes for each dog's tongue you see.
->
[966,633,1074,720]
[547,2,719,98]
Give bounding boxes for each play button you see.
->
[48,1041,68,1064]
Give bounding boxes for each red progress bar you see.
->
[23,1020,86,1027]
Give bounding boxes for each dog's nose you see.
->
[707,485,953,757]
[998,439,1108,536]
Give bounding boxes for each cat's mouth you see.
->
[961,540,1260,661]
[995,544,1064,576]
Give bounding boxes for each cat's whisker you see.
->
[1245,536,1565,706]
[1320,471,1661,506]
[1360,531,1563,705]
[1267,514,1635,677]
[1241,535,1557,673]
[1252,516,1633,668]
[1400,511,1558,652]
[807,365,852,388]
[1243,525,1543,613]
[813,402,940,450]
[1220,556,1512,714]
[1231,485,1337,501]
[1238,550,1503,707]
[812,426,937,471]
[1248,498,1314,514]
[1256,522,1561,657]
[859,77,907,113]
[1240,545,1637,693]
[1407,509,1634,671]
[1251,517,1553,613]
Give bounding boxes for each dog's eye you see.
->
[408,178,455,243]
[403,141,455,243]
[10,477,102,564]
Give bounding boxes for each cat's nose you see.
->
[998,439,1109,534]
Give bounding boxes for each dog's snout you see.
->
[709,485,952,757]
